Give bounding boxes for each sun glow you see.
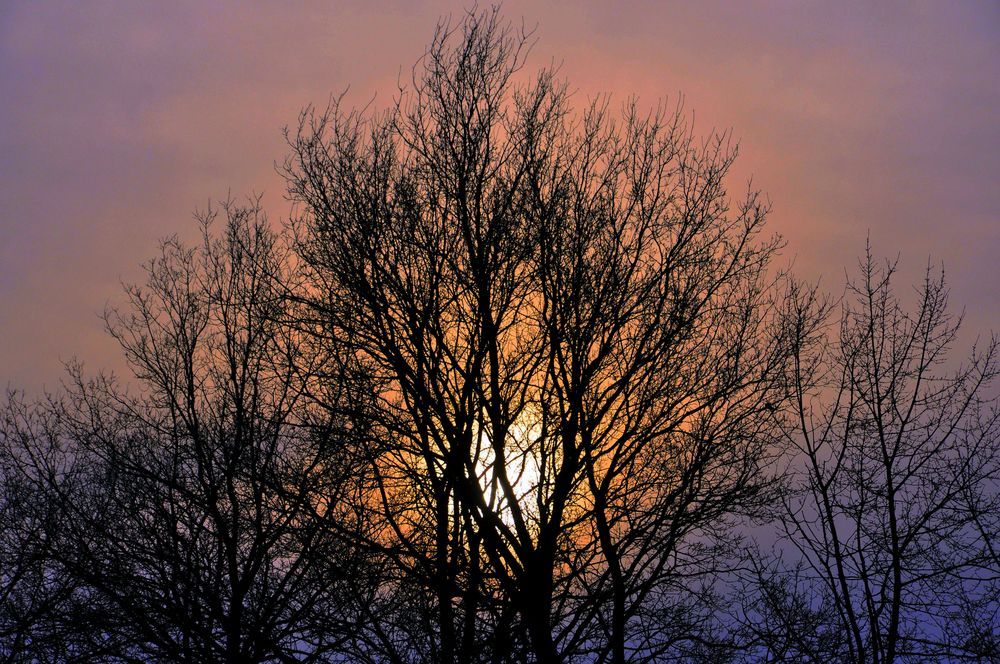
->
[473,409,543,530]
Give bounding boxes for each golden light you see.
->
[473,407,543,530]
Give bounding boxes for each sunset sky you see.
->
[2,1,998,392]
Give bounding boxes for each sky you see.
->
[2,1,999,392]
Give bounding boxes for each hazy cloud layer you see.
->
[2,1,998,391]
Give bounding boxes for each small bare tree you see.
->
[0,396,90,661]
[756,248,1000,662]
[3,201,373,663]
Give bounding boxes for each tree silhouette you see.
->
[739,249,1000,662]
[0,395,93,661]
[2,202,375,663]
[284,9,807,661]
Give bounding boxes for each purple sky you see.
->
[2,1,998,392]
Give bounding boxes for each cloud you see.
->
[2,1,997,390]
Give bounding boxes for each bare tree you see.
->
[0,395,90,662]
[3,201,374,663]
[755,248,1000,662]
[284,9,805,662]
